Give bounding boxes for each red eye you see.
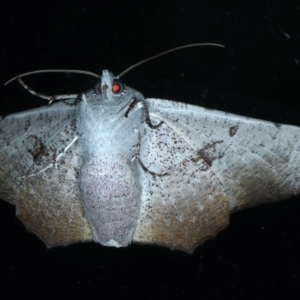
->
[95,83,102,95]
[95,80,124,95]
[112,80,124,94]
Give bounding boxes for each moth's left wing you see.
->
[0,101,92,246]
[133,98,300,253]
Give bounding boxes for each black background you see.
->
[0,1,299,299]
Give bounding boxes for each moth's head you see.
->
[94,70,125,101]
[92,70,144,111]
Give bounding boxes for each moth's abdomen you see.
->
[80,153,140,247]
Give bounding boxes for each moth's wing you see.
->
[0,101,92,246]
[133,98,300,253]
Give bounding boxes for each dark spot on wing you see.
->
[197,149,214,167]
[193,140,224,167]
[25,135,49,163]
[25,119,31,131]
[274,122,281,129]
[229,125,239,137]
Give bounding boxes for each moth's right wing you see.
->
[133,98,300,253]
[0,101,93,247]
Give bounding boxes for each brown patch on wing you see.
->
[16,150,93,247]
[134,156,230,253]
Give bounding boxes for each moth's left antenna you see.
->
[5,69,100,85]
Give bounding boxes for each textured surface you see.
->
[133,99,300,252]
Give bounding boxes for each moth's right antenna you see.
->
[117,43,225,78]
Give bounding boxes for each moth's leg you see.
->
[132,132,168,176]
[123,97,140,117]
[123,97,163,129]
[17,77,79,104]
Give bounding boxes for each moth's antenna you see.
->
[117,43,225,78]
[5,43,224,85]
[5,69,100,85]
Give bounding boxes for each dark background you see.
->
[0,0,299,298]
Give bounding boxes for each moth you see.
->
[1,45,300,253]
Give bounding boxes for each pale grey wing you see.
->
[0,101,92,246]
[133,98,300,253]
